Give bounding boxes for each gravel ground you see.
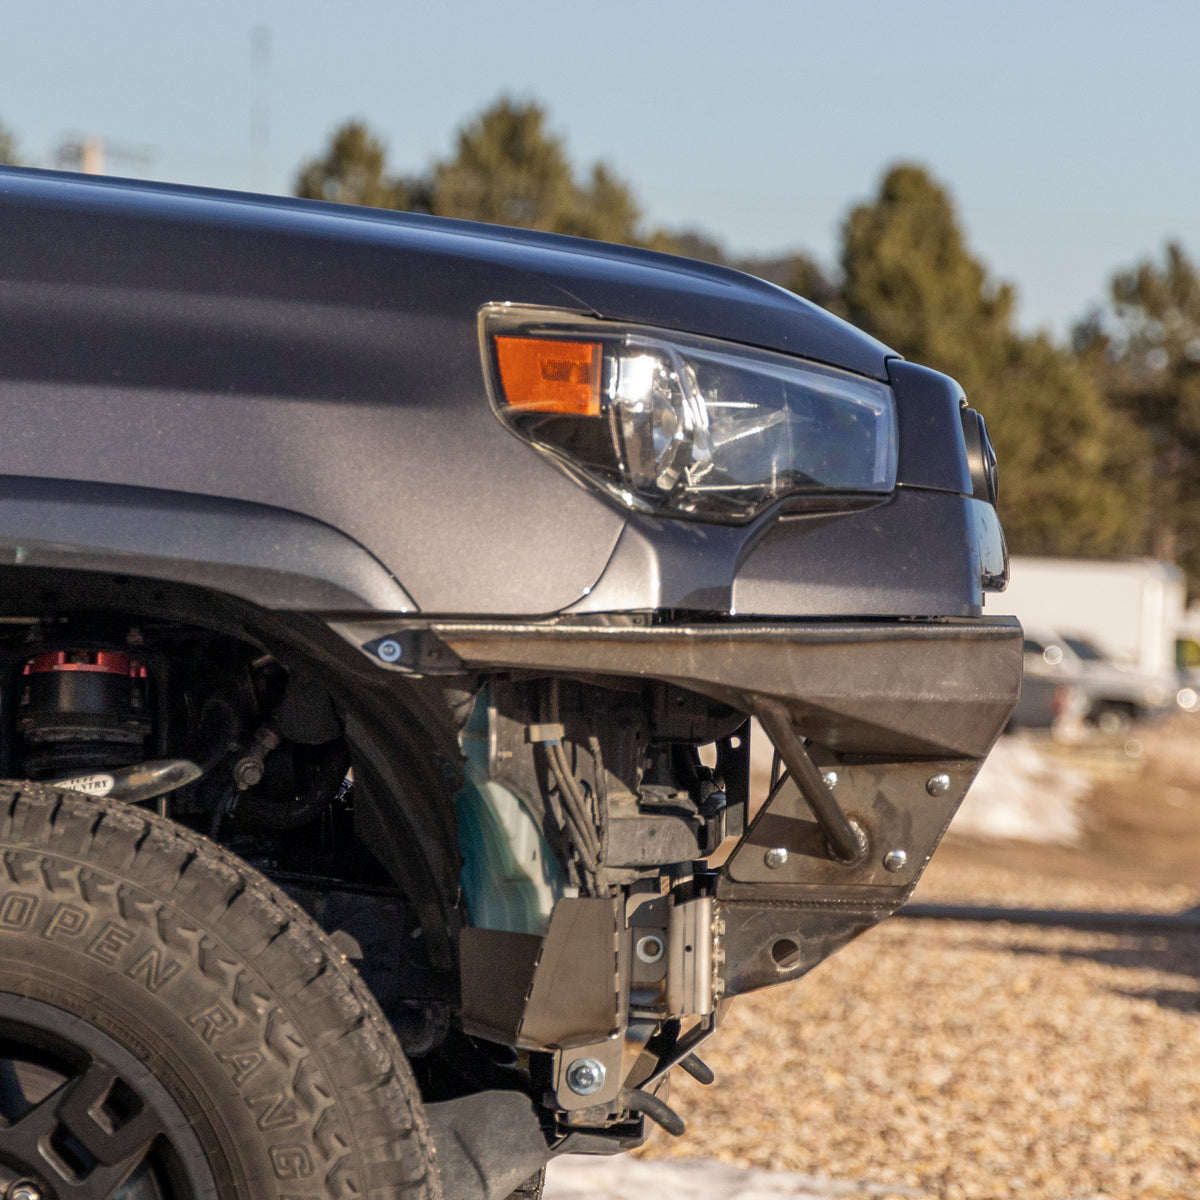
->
[576,724,1200,1200]
[632,899,1200,1198]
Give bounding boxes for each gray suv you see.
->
[0,166,1019,1200]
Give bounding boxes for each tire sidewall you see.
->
[0,788,438,1199]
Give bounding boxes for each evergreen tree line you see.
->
[5,104,1198,585]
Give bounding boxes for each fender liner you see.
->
[0,566,460,973]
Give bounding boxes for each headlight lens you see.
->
[481,306,898,523]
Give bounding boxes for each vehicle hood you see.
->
[0,167,894,380]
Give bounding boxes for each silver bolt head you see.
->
[635,934,665,964]
[565,1057,606,1095]
[11,1185,43,1200]
[926,773,951,796]
[378,639,403,663]
[822,770,839,787]
[763,846,789,870]
[233,757,265,788]
[882,849,908,873]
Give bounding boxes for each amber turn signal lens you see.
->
[494,336,602,416]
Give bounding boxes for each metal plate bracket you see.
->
[722,758,979,893]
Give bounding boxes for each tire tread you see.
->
[0,783,441,1199]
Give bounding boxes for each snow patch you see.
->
[949,733,1090,845]
[545,1156,923,1199]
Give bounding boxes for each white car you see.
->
[1023,628,1177,731]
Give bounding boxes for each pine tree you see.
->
[842,164,1148,556]
[1077,242,1200,575]
[294,100,643,245]
[0,120,18,166]
[293,121,421,211]
[430,98,640,243]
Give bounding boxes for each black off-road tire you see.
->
[0,782,442,1198]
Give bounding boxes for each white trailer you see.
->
[988,556,1184,675]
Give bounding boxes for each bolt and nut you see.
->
[635,934,665,964]
[10,1184,43,1200]
[232,757,265,789]
[565,1057,606,1096]
[926,773,951,796]
[763,846,789,870]
[377,639,403,663]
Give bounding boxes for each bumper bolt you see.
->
[565,1057,606,1096]
[377,639,403,663]
[926,773,951,796]
[763,846,789,870]
[635,934,665,964]
[882,849,908,873]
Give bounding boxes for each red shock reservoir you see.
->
[18,648,152,779]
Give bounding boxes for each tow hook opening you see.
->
[770,938,802,971]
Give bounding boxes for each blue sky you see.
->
[3,0,1196,337]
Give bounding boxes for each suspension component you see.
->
[17,650,152,779]
[48,758,202,804]
[232,726,281,791]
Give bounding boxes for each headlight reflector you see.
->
[483,307,898,522]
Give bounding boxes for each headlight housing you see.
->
[480,305,898,523]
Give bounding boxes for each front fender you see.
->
[0,475,415,611]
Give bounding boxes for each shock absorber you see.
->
[17,649,153,779]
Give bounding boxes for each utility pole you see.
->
[79,138,104,175]
[251,24,271,192]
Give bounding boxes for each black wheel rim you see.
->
[0,994,216,1200]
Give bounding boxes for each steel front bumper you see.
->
[336,613,1021,1123]
[422,614,1021,979]
[339,611,1020,897]
[410,616,1021,759]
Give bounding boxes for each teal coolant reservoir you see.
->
[456,691,567,936]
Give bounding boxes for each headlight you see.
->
[480,305,898,522]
